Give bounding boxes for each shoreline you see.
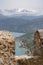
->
[19,41,30,55]
[19,41,32,56]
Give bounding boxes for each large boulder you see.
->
[14,55,43,65]
[0,30,15,65]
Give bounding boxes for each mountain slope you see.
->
[0,16,43,32]
[16,32,34,54]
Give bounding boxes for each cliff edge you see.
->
[0,30,43,65]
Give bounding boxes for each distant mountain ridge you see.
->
[0,15,43,32]
[0,9,43,32]
[0,9,39,16]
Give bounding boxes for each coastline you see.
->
[19,41,30,55]
[19,41,32,56]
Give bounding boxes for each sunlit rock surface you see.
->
[34,30,43,56]
[0,30,43,65]
[0,30,15,65]
[15,55,43,65]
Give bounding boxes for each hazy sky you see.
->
[0,0,43,11]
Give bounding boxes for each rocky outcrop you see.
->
[16,55,43,65]
[0,30,15,65]
[0,30,43,65]
[12,55,43,65]
[34,30,43,56]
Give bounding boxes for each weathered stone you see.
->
[0,30,15,65]
[0,30,43,65]
[34,29,43,56]
[14,55,43,65]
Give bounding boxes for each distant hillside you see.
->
[0,15,43,32]
[16,32,34,54]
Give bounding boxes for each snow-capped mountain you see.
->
[0,9,38,16]
[0,9,43,16]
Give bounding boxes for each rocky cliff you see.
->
[0,30,15,65]
[0,30,43,65]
